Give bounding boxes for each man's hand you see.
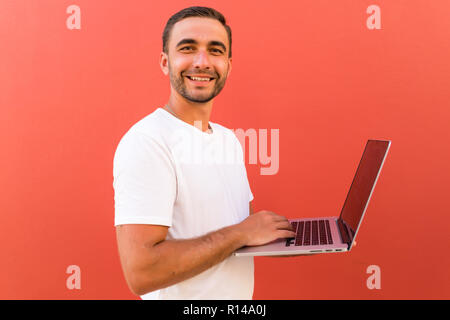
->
[236,210,296,247]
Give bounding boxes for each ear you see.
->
[160,51,169,76]
[226,57,232,77]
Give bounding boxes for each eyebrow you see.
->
[176,38,227,52]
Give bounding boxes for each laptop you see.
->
[233,139,391,257]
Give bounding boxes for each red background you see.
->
[1,0,449,299]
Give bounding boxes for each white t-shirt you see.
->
[113,107,254,300]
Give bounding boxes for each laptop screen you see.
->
[339,140,391,246]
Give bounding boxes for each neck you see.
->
[165,96,213,133]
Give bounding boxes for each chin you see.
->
[185,92,217,103]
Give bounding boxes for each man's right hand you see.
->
[236,210,296,247]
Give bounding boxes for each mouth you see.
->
[185,75,215,86]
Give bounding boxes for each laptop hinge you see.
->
[337,218,352,249]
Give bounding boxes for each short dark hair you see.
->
[162,6,232,58]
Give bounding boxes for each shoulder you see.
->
[114,109,171,163]
[130,108,168,140]
[117,108,168,145]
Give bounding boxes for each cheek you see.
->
[215,61,230,77]
[170,57,192,75]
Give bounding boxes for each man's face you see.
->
[162,17,232,103]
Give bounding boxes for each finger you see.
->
[275,221,294,231]
[277,230,296,239]
[272,214,290,223]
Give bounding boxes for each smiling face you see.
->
[160,17,232,104]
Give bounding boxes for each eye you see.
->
[180,46,193,51]
[211,48,223,54]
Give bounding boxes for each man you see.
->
[113,6,295,300]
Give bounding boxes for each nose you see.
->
[192,49,212,70]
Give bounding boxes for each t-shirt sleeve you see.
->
[113,130,176,227]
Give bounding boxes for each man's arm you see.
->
[116,223,245,296]
[116,210,294,296]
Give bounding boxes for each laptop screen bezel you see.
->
[338,140,391,249]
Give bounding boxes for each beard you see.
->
[168,63,228,103]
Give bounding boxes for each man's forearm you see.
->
[135,223,247,295]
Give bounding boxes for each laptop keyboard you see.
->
[285,220,334,247]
